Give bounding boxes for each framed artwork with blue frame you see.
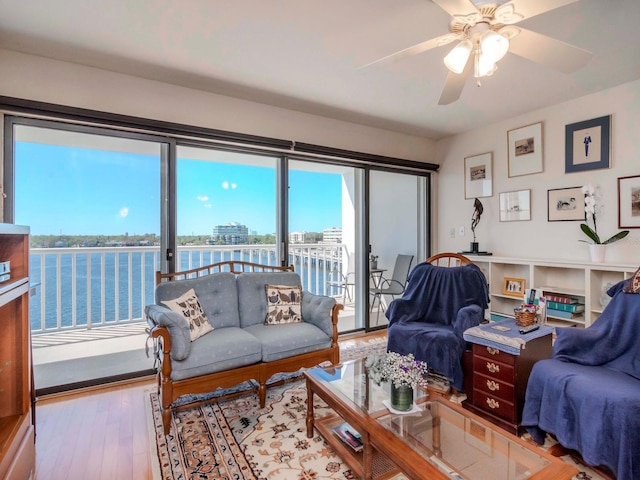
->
[565,115,611,173]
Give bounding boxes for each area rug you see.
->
[148,336,609,480]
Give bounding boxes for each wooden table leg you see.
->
[362,430,373,480]
[306,377,315,438]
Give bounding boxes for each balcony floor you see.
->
[32,323,153,393]
[31,305,387,394]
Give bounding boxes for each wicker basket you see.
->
[514,309,537,327]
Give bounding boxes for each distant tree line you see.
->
[30,232,324,248]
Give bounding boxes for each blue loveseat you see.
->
[522,280,640,480]
[145,261,341,434]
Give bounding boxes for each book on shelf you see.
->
[546,301,585,313]
[543,292,579,304]
[332,422,363,452]
[546,308,583,320]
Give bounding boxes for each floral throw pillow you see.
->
[265,284,303,325]
[161,288,214,341]
[622,266,640,294]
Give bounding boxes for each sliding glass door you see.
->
[8,119,168,391]
[368,170,427,328]
[176,146,278,269]
[288,159,364,332]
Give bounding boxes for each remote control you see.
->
[519,324,540,334]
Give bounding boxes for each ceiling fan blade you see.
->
[507,27,592,73]
[360,33,460,69]
[431,0,479,18]
[498,0,579,23]
[438,56,472,105]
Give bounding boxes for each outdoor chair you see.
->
[326,252,355,303]
[369,254,414,322]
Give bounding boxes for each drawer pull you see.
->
[486,380,500,391]
[486,398,500,409]
[486,347,500,356]
[486,362,500,373]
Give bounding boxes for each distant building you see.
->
[209,222,249,245]
[289,231,306,244]
[322,227,342,243]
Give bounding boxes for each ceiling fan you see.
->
[364,0,592,105]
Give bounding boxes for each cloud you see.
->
[231,183,237,189]
[204,204,212,208]
[197,195,209,201]
[119,207,129,218]
[222,181,229,189]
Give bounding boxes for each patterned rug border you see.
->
[145,388,163,480]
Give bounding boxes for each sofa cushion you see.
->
[301,292,336,338]
[236,271,303,328]
[244,322,331,362]
[161,288,213,341]
[265,284,303,325]
[155,272,240,329]
[170,327,262,381]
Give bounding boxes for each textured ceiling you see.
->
[1,0,639,139]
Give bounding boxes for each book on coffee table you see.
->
[332,422,363,452]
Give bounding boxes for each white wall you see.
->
[435,79,640,265]
[0,49,436,162]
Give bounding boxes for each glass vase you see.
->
[390,384,413,411]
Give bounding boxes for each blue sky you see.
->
[15,142,341,236]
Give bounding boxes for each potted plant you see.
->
[580,184,629,262]
[365,352,428,411]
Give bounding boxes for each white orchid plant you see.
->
[580,184,629,244]
[365,352,428,389]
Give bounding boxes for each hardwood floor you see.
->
[34,331,386,480]
[35,378,156,480]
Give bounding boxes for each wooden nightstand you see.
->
[462,320,553,435]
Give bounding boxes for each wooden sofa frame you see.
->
[148,260,342,434]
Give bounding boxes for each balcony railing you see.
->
[29,243,347,335]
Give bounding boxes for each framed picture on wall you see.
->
[618,175,640,228]
[507,122,543,177]
[547,187,585,221]
[464,152,493,199]
[499,189,531,222]
[565,115,611,173]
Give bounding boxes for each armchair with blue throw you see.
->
[386,256,489,392]
[522,277,640,480]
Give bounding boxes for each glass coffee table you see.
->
[305,358,577,480]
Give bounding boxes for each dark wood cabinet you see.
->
[464,334,552,435]
[0,224,34,479]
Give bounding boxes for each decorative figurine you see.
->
[462,198,492,255]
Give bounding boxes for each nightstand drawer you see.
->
[473,389,516,422]
[473,373,515,400]
[473,356,514,384]
[473,344,515,365]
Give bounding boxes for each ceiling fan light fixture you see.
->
[444,39,473,74]
[475,51,498,78]
[480,30,509,63]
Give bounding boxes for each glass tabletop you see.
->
[306,357,428,415]
[377,399,551,480]
[307,358,554,480]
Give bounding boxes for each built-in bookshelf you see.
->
[0,224,34,479]
[467,255,638,328]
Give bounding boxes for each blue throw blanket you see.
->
[522,282,640,479]
[386,262,489,390]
